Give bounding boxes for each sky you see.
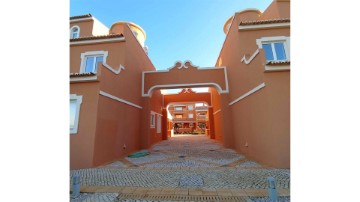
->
[70,0,272,69]
[70,0,272,93]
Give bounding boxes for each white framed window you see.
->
[175,107,182,111]
[188,114,194,118]
[80,51,108,73]
[188,105,193,110]
[70,26,80,39]
[70,94,83,134]
[256,36,290,71]
[150,112,156,128]
[156,114,161,133]
[256,36,290,61]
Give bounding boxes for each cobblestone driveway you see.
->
[70,135,290,201]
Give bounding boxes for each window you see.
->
[188,114,194,118]
[256,36,290,71]
[70,94,83,134]
[175,107,182,111]
[70,26,80,39]
[150,113,155,128]
[188,105,193,110]
[262,42,287,61]
[256,36,290,61]
[157,114,161,133]
[84,55,103,73]
[80,51,108,73]
[175,114,183,118]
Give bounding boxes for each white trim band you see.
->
[151,110,163,117]
[238,22,290,30]
[229,83,266,106]
[100,91,142,109]
[241,49,259,65]
[70,17,93,23]
[213,109,221,115]
[70,37,125,45]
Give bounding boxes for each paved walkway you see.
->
[70,135,290,202]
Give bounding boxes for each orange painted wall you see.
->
[70,20,94,38]
[92,24,158,166]
[260,0,290,20]
[149,89,163,146]
[70,82,100,169]
[215,1,290,168]
[93,95,142,166]
[209,87,223,142]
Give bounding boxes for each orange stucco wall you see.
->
[70,82,100,169]
[209,87,224,142]
[70,19,94,38]
[70,0,290,169]
[70,21,158,169]
[260,0,290,20]
[214,0,290,168]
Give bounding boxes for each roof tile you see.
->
[240,18,290,26]
[70,14,92,20]
[70,34,124,42]
[70,72,96,77]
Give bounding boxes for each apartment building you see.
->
[70,0,290,169]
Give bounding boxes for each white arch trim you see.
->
[143,83,227,97]
[142,61,229,97]
[70,25,80,39]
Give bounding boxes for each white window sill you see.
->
[264,65,290,72]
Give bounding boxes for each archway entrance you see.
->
[165,89,213,140]
[140,61,234,150]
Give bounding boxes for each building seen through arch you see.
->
[70,0,290,170]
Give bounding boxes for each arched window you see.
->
[70,26,80,39]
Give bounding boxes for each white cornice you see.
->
[70,37,125,45]
[238,22,290,30]
[70,75,98,83]
[70,17,93,23]
[229,83,266,106]
[100,91,142,109]
[265,64,290,72]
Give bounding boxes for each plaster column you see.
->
[208,107,215,139]
[140,97,151,149]
[220,94,235,148]
[162,108,168,140]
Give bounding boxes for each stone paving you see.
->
[70,135,290,201]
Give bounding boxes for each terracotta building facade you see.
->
[70,0,290,169]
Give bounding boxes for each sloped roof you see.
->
[240,18,290,25]
[70,14,92,20]
[70,34,124,42]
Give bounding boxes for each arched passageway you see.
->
[140,61,234,150]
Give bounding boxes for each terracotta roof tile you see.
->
[70,14,92,20]
[266,60,290,65]
[70,34,124,42]
[70,72,96,77]
[240,18,290,26]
